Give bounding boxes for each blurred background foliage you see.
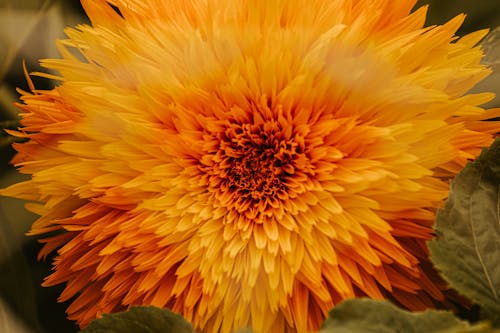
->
[0,1,499,332]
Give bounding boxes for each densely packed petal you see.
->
[2,0,499,332]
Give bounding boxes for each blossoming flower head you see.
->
[2,0,500,332]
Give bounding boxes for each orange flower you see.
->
[2,0,499,332]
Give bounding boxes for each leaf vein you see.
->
[470,178,498,300]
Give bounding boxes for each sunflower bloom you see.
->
[2,0,500,332]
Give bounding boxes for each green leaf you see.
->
[0,170,41,333]
[429,139,500,326]
[321,298,497,333]
[470,26,500,109]
[482,26,500,67]
[79,306,194,333]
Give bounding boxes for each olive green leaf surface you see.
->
[79,306,194,333]
[320,298,498,333]
[429,139,500,326]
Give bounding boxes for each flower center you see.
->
[226,123,293,198]
[203,118,309,221]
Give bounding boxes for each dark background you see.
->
[0,1,499,332]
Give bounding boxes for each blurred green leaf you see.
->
[429,139,500,326]
[475,26,500,108]
[321,298,497,333]
[482,27,500,66]
[415,0,500,34]
[0,171,40,333]
[0,0,52,83]
[79,306,194,333]
[0,299,33,333]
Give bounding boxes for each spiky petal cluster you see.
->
[2,0,500,332]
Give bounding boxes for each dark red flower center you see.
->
[202,117,311,221]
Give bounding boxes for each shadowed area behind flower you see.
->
[0,1,499,333]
